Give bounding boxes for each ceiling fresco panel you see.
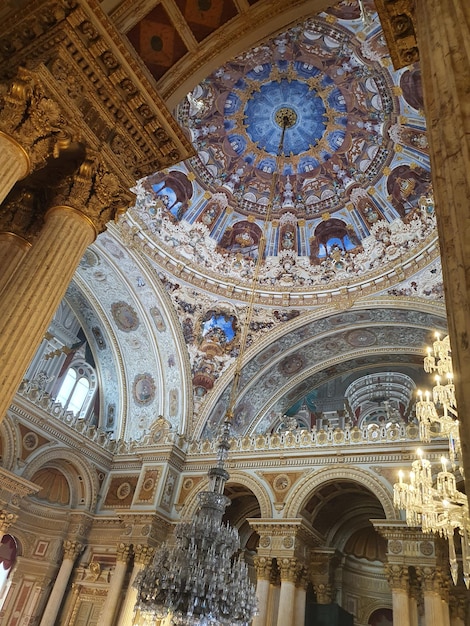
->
[173,0,239,43]
[127,3,188,80]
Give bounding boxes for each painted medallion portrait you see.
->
[133,373,156,406]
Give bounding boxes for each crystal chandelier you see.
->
[134,421,256,625]
[393,333,470,586]
[134,109,295,626]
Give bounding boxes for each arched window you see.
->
[56,362,96,419]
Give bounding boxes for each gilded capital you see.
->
[133,544,155,566]
[0,510,18,535]
[63,540,83,561]
[253,555,272,581]
[49,152,134,233]
[116,542,131,563]
[417,566,442,593]
[278,557,299,583]
[313,582,334,604]
[0,73,65,172]
[385,564,409,591]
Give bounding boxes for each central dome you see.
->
[129,12,436,305]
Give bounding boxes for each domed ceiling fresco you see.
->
[69,1,445,442]
[127,6,435,305]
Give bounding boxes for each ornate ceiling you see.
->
[126,7,435,305]
[54,0,446,443]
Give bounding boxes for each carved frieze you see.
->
[374,0,418,69]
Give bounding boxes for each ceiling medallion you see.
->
[274,107,297,129]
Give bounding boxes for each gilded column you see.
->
[385,564,410,626]
[0,205,96,420]
[39,540,83,626]
[117,545,155,626]
[411,0,470,492]
[252,556,272,626]
[0,152,129,422]
[276,557,298,626]
[0,132,30,205]
[99,543,131,626]
[419,567,444,626]
[0,233,30,295]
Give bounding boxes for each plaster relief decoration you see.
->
[136,469,160,504]
[125,10,437,305]
[103,475,139,508]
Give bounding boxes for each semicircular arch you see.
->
[179,471,272,520]
[20,447,99,511]
[284,466,395,520]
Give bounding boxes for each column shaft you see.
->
[442,598,451,626]
[423,592,444,626]
[253,577,270,626]
[0,206,96,421]
[276,579,296,626]
[0,233,30,295]
[39,558,75,626]
[294,584,307,626]
[413,0,470,493]
[392,588,411,626]
[100,546,130,626]
[117,561,144,626]
[409,594,419,626]
[266,583,280,626]
[0,132,30,205]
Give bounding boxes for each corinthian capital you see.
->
[278,557,299,583]
[385,564,409,591]
[50,151,134,233]
[63,540,83,561]
[0,510,18,535]
[0,72,66,171]
[133,544,155,566]
[116,542,131,563]
[253,555,272,580]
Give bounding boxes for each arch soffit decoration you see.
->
[74,231,192,438]
[20,447,99,511]
[197,304,447,437]
[180,471,273,520]
[0,413,19,471]
[284,466,395,521]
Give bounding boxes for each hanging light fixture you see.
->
[133,111,296,625]
[393,333,470,587]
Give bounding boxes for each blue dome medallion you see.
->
[243,79,327,156]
